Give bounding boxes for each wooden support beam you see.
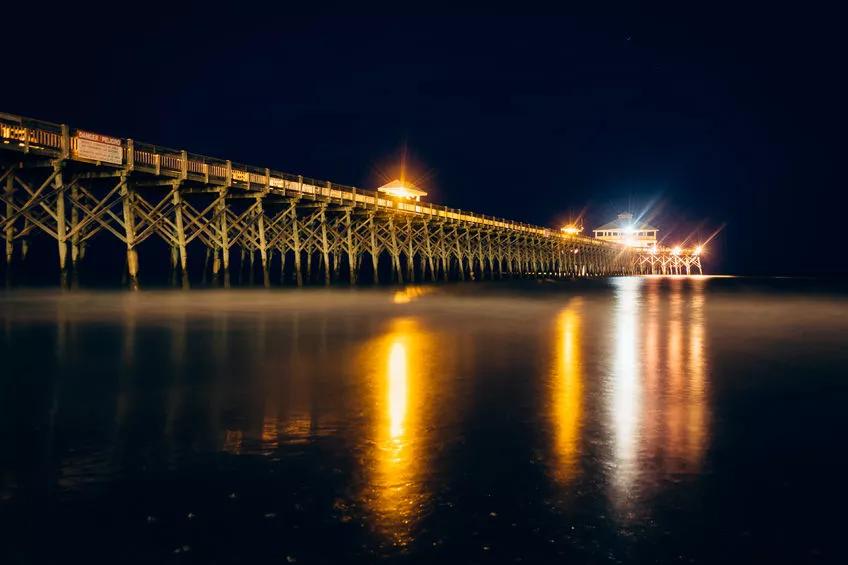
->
[453,225,465,281]
[121,182,139,289]
[406,217,415,282]
[424,221,436,282]
[369,213,379,284]
[255,196,270,287]
[291,204,303,287]
[70,184,80,267]
[4,170,13,265]
[172,183,188,274]
[54,167,68,274]
[389,216,403,285]
[218,188,230,273]
[344,210,356,285]
[306,247,312,283]
[319,205,331,286]
[439,223,449,281]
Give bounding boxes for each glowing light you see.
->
[377,179,427,201]
[649,246,657,254]
[550,300,583,483]
[560,223,583,235]
[672,246,682,256]
[393,285,434,304]
[693,245,703,256]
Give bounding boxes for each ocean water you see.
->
[1,277,846,564]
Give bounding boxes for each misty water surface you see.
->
[1,277,847,564]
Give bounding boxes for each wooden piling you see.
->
[369,213,379,284]
[320,206,331,286]
[291,205,303,287]
[70,184,80,268]
[120,183,139,289]
[172,185,188,273]
[5,170,14,265]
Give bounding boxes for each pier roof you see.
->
[594,213,657,232]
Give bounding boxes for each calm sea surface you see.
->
[1,277,847,564]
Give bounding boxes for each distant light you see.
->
[393,292,411,305]
[672,246,682,256]
[649,246,657,254]
[624,225,634,234]
[377,179,427,201]
[694,245,703,256]
[393,286,433,304]
[560,224,583,235]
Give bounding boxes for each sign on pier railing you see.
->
[75,131,123,164]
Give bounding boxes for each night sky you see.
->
[4,7,845,274]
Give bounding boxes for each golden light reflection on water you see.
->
[682,280,709,470]
[281,413,313,445]
[550,299,584,483]
[261,401,279,451]
[361,317,432,547]
[648,278,710,474]
[667,280,685,459]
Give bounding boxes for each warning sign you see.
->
[76,130,123,165]
[231,170,249,182]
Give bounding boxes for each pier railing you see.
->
[0,112,617,248]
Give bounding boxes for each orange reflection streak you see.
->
[262,399,279,451]
[666,279,684,463]
[281,413,313,444]
[642,280,661,462]
[362,317,431,548]
[550,299,584,483]
[641,278,710,475]
[684,280,709,468]
[661,278,711,473]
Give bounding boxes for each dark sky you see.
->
[4,6,845,274]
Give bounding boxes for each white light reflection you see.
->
[609,277,642,498]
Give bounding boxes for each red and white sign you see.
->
[76,130,123,165]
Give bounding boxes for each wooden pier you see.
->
[1,112,637,287]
